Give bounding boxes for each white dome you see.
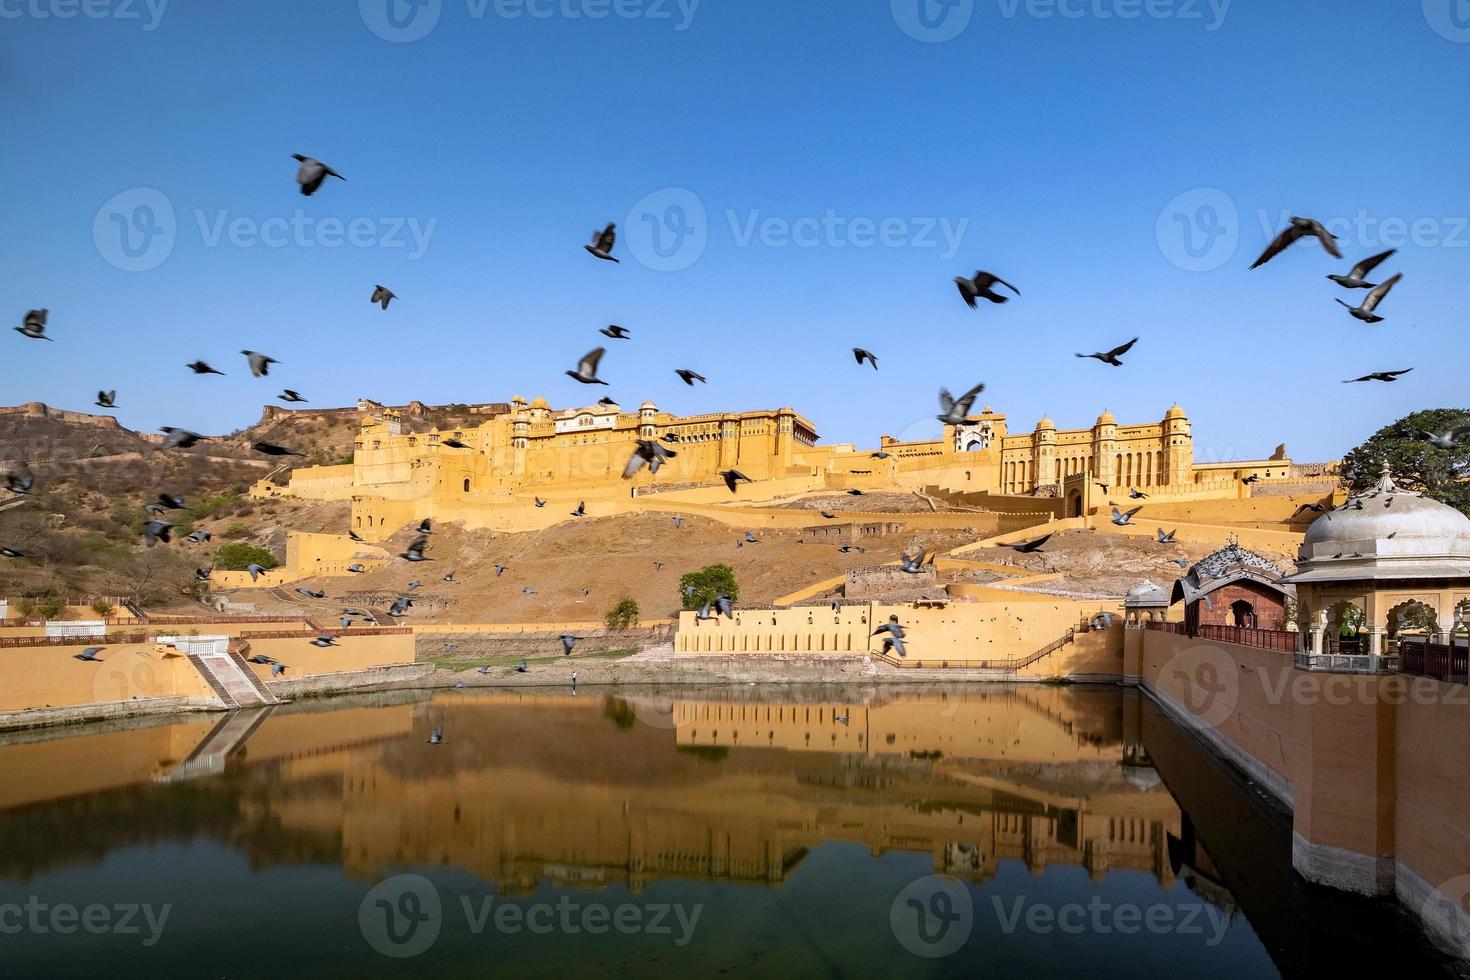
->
[1292,465,1470,583]
[1124,579,1169,607]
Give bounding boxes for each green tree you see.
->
[1341,409,1470,516]
[604,597,640,631]
[37,593,65,619]
[212,543,278,572]
[680,564,739,611]
[90,600,116,618]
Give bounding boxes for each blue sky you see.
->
[2,0,1467,462]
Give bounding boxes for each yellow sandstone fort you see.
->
[259,396,1318,538]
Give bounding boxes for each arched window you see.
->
[463,478,471,493]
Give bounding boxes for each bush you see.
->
[221,523,251,540]
[91,600,115,618]
[37,593,65,619]
[212,543,278,572]
[604,598,640,631]
[679,564,739,611]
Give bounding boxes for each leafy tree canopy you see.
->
[212,543,278,572]
[680,564,739,611]
[1340,408,1470,516]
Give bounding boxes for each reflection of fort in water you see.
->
[0,688,1178,896]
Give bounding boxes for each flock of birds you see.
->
[5,156,1467,675]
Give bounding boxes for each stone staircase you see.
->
[185,640,281,708]
[154,705,275,782]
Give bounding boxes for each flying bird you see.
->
[1250,216,1342,269]
[253,442,305,457]
[14,309,52,341]
[311,635,337,648]
[1292,503,1328,517]
[1156,528,1177,544]
[873,619,908,657]
[534,497,546,508]
[95,390,116,409]
[600,325,631,340]
[675,369,707,386]
[0,547,24,559]
[495,564,508,577]
[186,360,225,376]
[161,427,206,450]
[954,271,1020,308]
[186,531,212,544]
[1328,249,1397,290]
[371,285,396,310]
[1335,273,1402,324]
[852,348,878,369]
[388,596,413,617]
[720,470,752,493]
[1000,534,1053,554]
[624,439,678,479]
[570,501,586,518]
[194,565,212,581]
[296,588,325,599]
[1423,426,1470,450]
[1076,338,1138,367]
[1129,488,1148,500]
[567,348,609,386]
[293,154,344,196]
[246,563,268,581]
[937,383,986,426]
[1111,506,1143,526]
[585,223,619,262]
[415,519,433,535]
[1241,475,1260,485]
[899,553,928,574]
[400,535,432,562]
[347,564,366,573]
[241,350,278,377]
[279,390,308,404]
[74,647,104,662]
[143,521,173,547]
[1343,370,1413,384]
[271,662,288,677]
[3,470,34,495]
[562,635,577,656]
[441,438,470,450]
[158,494,185,510]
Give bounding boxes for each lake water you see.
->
[0,685,1459,978]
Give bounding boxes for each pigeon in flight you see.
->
[1111,506,1143,526]
[673,516,684,528]
[311,635,337,648]
[567,348,610,386]
[271,663,288,677]
[1156,528,1177,544]
[1250,216,1342,269]
[347,564,366,573]
[852,348,878,369]
[1423,426,1470,450]
[522,586,537,596]
[954,271,1020,308]
[899,553,928,574]
[406,581,421,591]
[143,521,173,547]
[937,384,986,426]
[495,564,508,577]
[414,519,433,536]
[279,390,308,404]
[561,635,577,655]
[597,397,618,407]
[873,619,908,657]
[349,529,364,542]
[1344,370,1413,384]
[1292,503,1328,517]
[14,309,52,340]
[1335,273,1402,324]
[371,285,396,310]
[871,451,891,460]
[426,726,445,745]
[296,588,326,599]
[1241,475,1260,485]
[570,501,586,518]
[585,223,619,262]
[534,497,546,508]
[400,535,432,562]
[388,596,413,617]
[838,545,866,554]
[744,532,759,544]
[194,565,212,581]
[340,617,353,629]
[720,469,752,493]
[820,511,838,520]
[624,439,678,479]
[186,360,225,376]
[1096,482,1111,494]
[1000,534,1053,554]
[1328,249,1397,290]
[246,563,268,581]
[293,154,345,196]
[0,547,24,559]
[161,427,206,450]
[441,439,470,449]
[186,531,212,544]
[846,489,865,496]
[3,470,34,495]
[1076,338,1138,367]
[1129,488,1149,500]
[675,369,707,386]
[253,442,305,457]
[696,594,734,620]
[600,325,631,340]
[96,390,117,409]
[74,647,104,662]
[158,494,186,510]
[443,571,455,583]
[241,350,278,377]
